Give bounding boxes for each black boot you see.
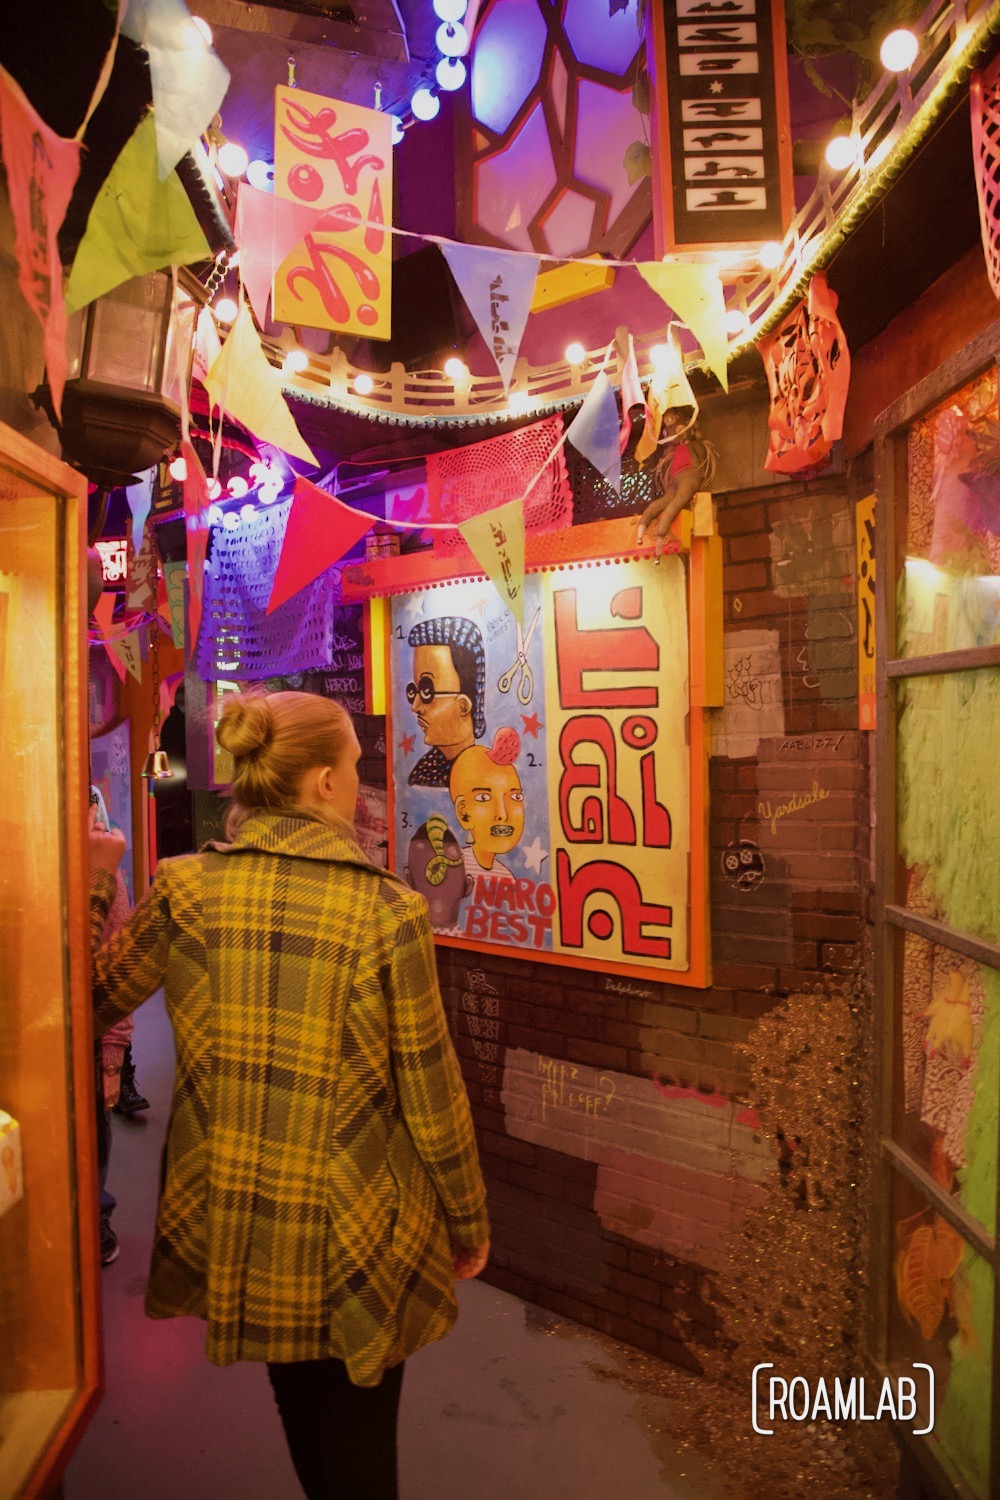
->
[113,1045,150,1117]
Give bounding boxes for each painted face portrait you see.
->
[450,744,525,871]
[404,817,471,928]
[408,643,474,754]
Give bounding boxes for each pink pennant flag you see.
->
[181,438,210,651]
[267,476,375,615]
[92,591,126,682]
[0,67,81,421]
[235,183,328,327]
[619,334,646,455]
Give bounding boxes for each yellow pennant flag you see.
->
[66,112,211,312]
[205,305,317,467]
[458,498,525,627]
[109,629,144,683]
[638,262,729,393]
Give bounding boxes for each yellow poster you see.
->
[273,86,392,340]
[856,494,876,730]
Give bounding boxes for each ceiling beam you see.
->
[195,0,409,64]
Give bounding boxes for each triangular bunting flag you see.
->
[441,243,538,393]
[122,0,229,179]
[126,518,158,611]
[126,466,155,555]
[92,591,126,682]
[566,372,622,494]
[619,334,645,455]
[66,112,211,312]
[109,629,144,682]
[458,498,525,626]
[267,475,375,614]
[0,66,81,420]
[638,262,728,393]
[161,559,187,649]
[205,305,317,466]
[235,183,328,328]
[635,327,698,465]
[192,305,222,387]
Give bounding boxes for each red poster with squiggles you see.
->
[273,86,392,339]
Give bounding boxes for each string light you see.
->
[168,455,187,482]
[725,308,749,336]
[354,373,375,395]
[436,56,467,90]
[825,135,860,170]
[206,479,223,500]
[283,349,309,374]
[246,159,274,191]
[564,341,586,365]
[213,296,238,324]
[758,240,783,268]
[217,141,249,177]
[390,115,405,145]
[240,503,257,522]
[880,28,918,71]
[445,356,467,379]
[411,88,440,121]
[436,20,469,54]
[433,0,467,19]
[508,392,531,413]
[228,476,249,498]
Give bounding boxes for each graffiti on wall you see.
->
[713,628,785,758]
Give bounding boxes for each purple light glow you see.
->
[563,0,641,76]
[475,101,554,250]
[574,78,645,226]
[471,0,548,134]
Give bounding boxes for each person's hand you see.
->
[453,1238,490,1281]
[89,803,126,873]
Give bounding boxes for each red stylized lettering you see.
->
[553,588,659,708]
[639,752,672,848]
[556,851,672,959]
[558,716,636,845]
[287,232,381,326]
[280,101,384,195]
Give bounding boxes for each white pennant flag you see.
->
[442,243,538,393]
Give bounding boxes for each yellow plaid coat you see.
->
[90,811,488,1385]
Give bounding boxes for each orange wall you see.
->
[844,246,1000,456]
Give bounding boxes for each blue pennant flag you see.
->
[566,372,621,494]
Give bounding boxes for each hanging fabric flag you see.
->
[205,305,317,466]
[635,326,698,465]
[458,497,525,626]
[92,592,124,682]
[66,112,210,312]
[161,559,187,649]
[110,629,144,682]
[566,372,622,495]
[126,466,155,555]
[638,262,728,393]
[126,519,158,611]
[192,305,221,387]
[0,67,81,420]
[441,243,538,393]
[619,334,645,455]
[267,475,375,614]
[181,437,210,649]
[235,182,327,327]
[122,0,229,179]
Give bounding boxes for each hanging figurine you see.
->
[634,327,716,551]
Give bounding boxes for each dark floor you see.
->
[65,992,729,1500]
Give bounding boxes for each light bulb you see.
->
[436,56,467,91]
[207,479,222,500]
[283,349,309,375]
[508,392,531,414]
[880,28,918,72]
[214,296,238,324]
[207,504,225,527]
[168,456,187,482]
[725,309,749,336]
[390,115,405,145]
[436,20,469,55]
[649,343,671,370]
[564,341,586,365]
[240,503,257,523]
[758,240,783,269]
[445,356,467,379]
[228,476,249,498]
[354,373,374,395]
[222,510,240,530]
[246,159,274,191]
[433,0,467,20]
[217,142,249,178]
[411,88,440,121]
[825,134,859,171]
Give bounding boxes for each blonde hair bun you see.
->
[216,693,274,761]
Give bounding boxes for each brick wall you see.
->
[434,466,872,1368]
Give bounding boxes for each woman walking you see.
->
[89,691,489,1500]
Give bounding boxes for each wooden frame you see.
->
[872,319,1000,1499]
[0,423,99,1499]
[345,515,720,988]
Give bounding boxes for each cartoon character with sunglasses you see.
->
[406,617,487,787]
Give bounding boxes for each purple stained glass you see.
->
[476,101,555,250]
[540,186,598,257]
[471,0,548,135]
[563,0,640,76]
[574,78,644,225]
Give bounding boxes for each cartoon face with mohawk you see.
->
[449,727,525,877]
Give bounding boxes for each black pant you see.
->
[267,1357,404,1500]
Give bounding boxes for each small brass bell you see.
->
[141,748,174,780]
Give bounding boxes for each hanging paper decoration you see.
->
[65,112,210,312]
[161,559,187,649]
[441,243,539,392]
[125,466,155,555]
[126,518,158,612]
[635,325,698,465]
[971,55,1000,300]
[758,270,850,475]
[91,591,142,681]
[457,497,526,626]
[271,86,393,339]
[192,306,221,387]
[204,305,317,466]
[566,372,622,494]
[236,181,332,328]
[110,629,144,682]
[181,437,210,649]
[0,67,81,420]
[619,334,646,455]
[638,261,728,392]
[122,0,229,179]
[267,475,375,614]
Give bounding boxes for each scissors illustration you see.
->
[498,607,540,705]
